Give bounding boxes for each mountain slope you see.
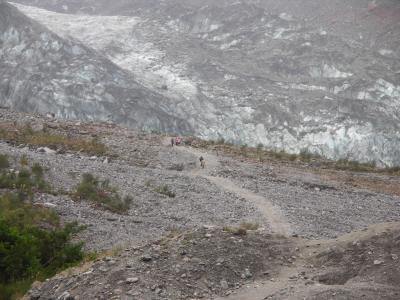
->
[0,1,192,133]
[5,0,400,166]
[0,109,399,300]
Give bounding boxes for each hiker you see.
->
[171,137,175,147]
[199,156,205,169]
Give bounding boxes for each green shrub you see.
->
[0,154,9,170]
[0,193,84,300]
[0,193,58,229]
[0,164,49,197]
[75,173,132,213]
[240,144,248,156]
[298,150,313,162]
[223,226,247,236]
[240,222,259,231]
[154,185,176,198]
[19,155,29,167]
[217,137,225,145]
[334,159,376,172]
[31,163,44,178]
[223,223,259,236]
[384,166,400,175]
[0,279,32,300]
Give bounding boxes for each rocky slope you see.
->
[0,1,191,134]
[24,224,400,300]
[7,0,400,166]
[1,109,400,299]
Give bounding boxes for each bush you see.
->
[384,166,400,175]
[240,144,248,156]
[154,185,176,198]
[240,222,259,231]
[31,162,44,178]
[19,155,29,167]
[168,163,185,171]
[298,150,311,162]
[0,192,59,229]
[217,137,226,145]
[334,159,376,172]
[74,173,132,213]
[223,226,248,236]
[0,158,83,299]
[0,154,9,170]
[0,165,49,197]
[0,193,84,300]
[223,223,259,236]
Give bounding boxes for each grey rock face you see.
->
[0,1,192,134]
[4,0,400,166]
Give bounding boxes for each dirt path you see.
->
[167,139,292,236]
[164,140,300,299]
[212,263,301,300]
[205,175,291,235]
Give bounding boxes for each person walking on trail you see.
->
[171,137,175,147]
[199,156,205,169]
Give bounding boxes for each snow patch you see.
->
[378,49,393,57]
[290,83,326,91]
[357,79,400,103]
[220,39,240,50]
[310,64,352,79]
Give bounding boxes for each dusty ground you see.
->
[215,223,400,300]
[1,110,400,299]
[26,227,295,300]
[25,224,400,300]
[207,156,400,239]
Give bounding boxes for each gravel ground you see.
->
[0,140,265,250]
[2,109,400,247]
[210,158,400,239]
[25,227,294,300]
[3,111,400,300]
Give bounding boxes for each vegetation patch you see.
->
[0,154,10,170]
[383,166,400,176]
[0,159,84,300]
[145,180,176,198]
[333,159,376,172]
[19,154,29,167]
[223,223,259,236]
[0,126,107,156]
[154,184,176,198]
[0,193,84,300]
[74,173,132,213]
[0,163,50,198]
[191,137,400,175]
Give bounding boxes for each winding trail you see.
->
[213,266,298,300]
[168,141,298,299]
[205,175,291,236]
[169,140,292,236]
